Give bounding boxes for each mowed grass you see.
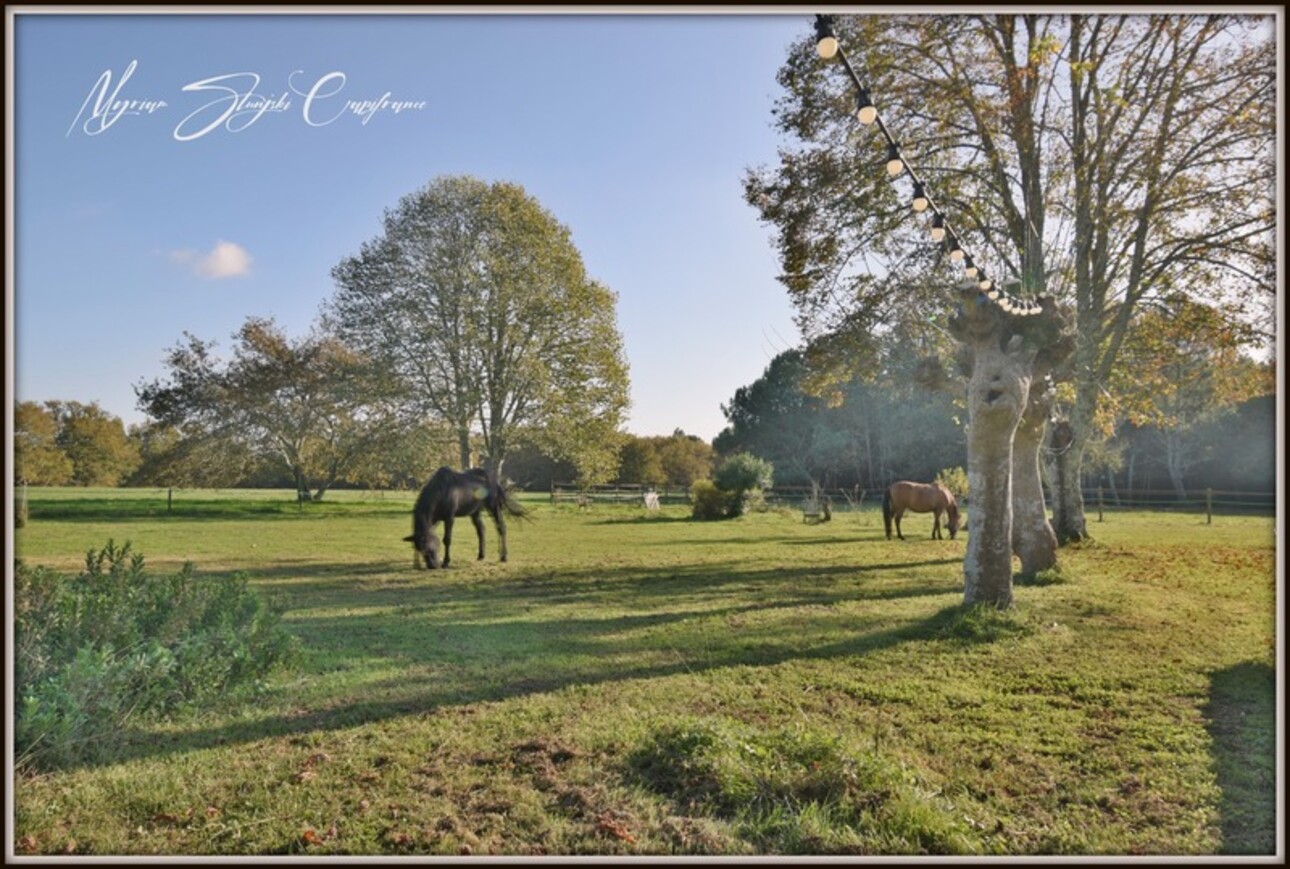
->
[12,489,1279,856]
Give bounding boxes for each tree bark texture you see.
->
[1011,394,1058,578]
[950,287,1076,608]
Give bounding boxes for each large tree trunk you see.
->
[292,465,310,504]
[1049,419,1089,543]
[962,333,1035,608]
[1012,395,1058,578]
[456,424,473,470]
[950,286,1075,608]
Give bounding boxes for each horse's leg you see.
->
[472,511,486,560]
[932,509,942,540]
[442,516,454,568]
[494,506,508,563]
[895,509,905,540]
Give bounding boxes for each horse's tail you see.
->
[489,473,532,522]
[500,487,531,521]
[882,487,893,539]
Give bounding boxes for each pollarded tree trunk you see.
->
[1049,360,1096,544]
[1049,419,1082,543]
[1012,393,1058,579]
[950,286,1075,608]
[962,332,1035,608]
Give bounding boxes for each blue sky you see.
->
[12,11,811,442]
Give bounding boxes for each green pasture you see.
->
[11,488,1279,856]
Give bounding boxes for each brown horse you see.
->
[883,481,960,541]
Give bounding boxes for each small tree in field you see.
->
[136,317,402,502]
[714,453,775,517]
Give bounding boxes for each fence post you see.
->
[168,487,173,513]
[1097,486,1104,523]
[1206,488,1213,525]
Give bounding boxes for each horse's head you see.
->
[946,502,961,540]
[403,530,443,569]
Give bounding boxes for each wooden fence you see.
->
[549,482,1275,521]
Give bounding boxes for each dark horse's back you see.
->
[412,466,524,524]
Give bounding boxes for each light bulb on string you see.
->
[964,257,978,278]
[856,89,877,125]
[930,213,946,243]
[885,143,904,177]
[911,183,929,213]
[947,236,965,263]
[814,15,838,59]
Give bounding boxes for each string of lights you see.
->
[814,14,1044,317]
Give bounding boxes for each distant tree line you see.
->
[14,383,1271,499]
[709,336,1274,498]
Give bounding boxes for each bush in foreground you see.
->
[15,540,299,771]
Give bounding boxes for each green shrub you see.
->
[691,479,734,521]
[934,466,969,500]
[714,453,774,495]
[15,540,299,770]
[712,454,774,518]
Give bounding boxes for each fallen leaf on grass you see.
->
[17,835,37,853]
[301,828,323,846]
[596,813,636,844]
[293,769,318,783]
[151,810,188,825]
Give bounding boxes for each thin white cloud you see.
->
[166,241,252,279]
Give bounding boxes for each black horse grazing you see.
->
[883,480,961,541]
[404,467,526,569]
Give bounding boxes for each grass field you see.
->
[10,487,1281,856]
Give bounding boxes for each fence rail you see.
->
[549,482,692,507]
[549,482,1275,519]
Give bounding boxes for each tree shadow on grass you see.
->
[82,557,985,771]
[1204,662,1276,855]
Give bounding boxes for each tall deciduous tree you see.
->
[14,402,74,485]
[747,13,1275,543]
[46,401,140,487]
[655,431,717,488]
[136,317,401,501]
[616,437,667,487]
[327,176,631,479]
[1110,295,1271,497]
